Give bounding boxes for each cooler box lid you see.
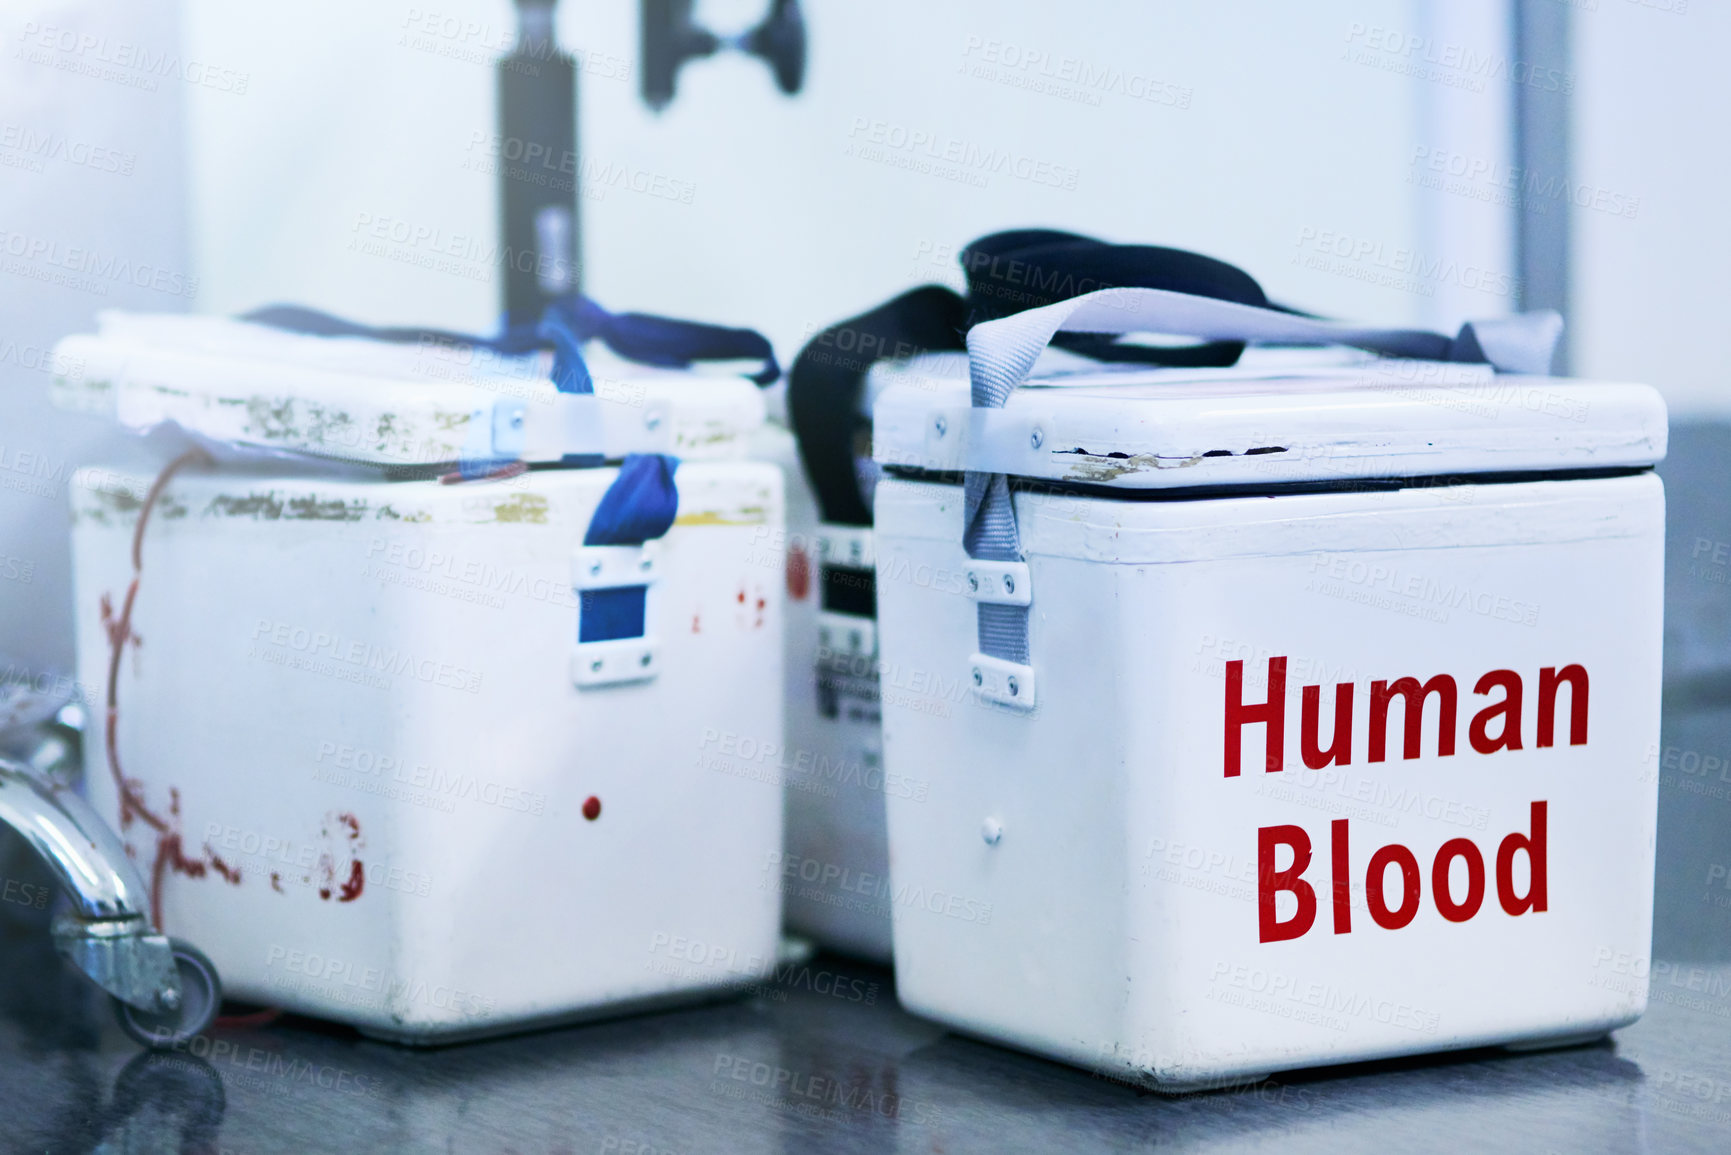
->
[51,312,766,470]
[870,348,1667,490]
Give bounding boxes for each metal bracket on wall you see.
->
[641,0,806,111]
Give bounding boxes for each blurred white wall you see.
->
[31,0,1675,670]
[1573,0,1731,417]
[180,0,1530,354]
[0,0,189,676]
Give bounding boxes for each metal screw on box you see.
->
[0,758,221,1047]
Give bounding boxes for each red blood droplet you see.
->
[786,546,811,601]
[736,589,746,604]
[337,859,364,902]
[205,848,242,885]
[582,795,602,821]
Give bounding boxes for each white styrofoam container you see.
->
[743,422,895,959]
[777,516,897,962]
[59,318,788,1043]
[52,312,765,470]
[871,355,1667,1088]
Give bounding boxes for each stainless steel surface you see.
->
[0,931,1727,1154]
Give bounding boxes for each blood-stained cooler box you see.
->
[56,313,786,1042]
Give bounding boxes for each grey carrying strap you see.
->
[959,286,1564,683]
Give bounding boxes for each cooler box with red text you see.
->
[870,318,1666,1087]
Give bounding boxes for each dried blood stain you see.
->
[100,449,364,940]
[583,795,602,821]
[336,859,365,902]
[99,450,249,927]
[786,545,811,601]
[316,811,365,902]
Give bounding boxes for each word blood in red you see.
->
[1258,802,1549,942]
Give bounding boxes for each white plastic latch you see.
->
[491,398,528,459]
[524,393,603,462]
[572,542,661,590]
[818,612,877,661]
[570,542,661,689]
[571,639,657,687]
[963,560,1031,606]
[969,652,1036,710]
[815,525,875,570]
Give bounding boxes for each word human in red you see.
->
[1258,803,1549,943]
[1223,657,1588,777]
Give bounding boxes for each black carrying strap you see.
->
[787,286,967,526]
[959,228,1274,367]
[786,230,1273,525]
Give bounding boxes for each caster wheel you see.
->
[113,939,222,1048]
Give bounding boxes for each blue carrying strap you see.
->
[961,285,1566,668]
[543,297,780,386]
[244,295,779,398]
[584,453,680,546]
[242,297,754,543]
[579,453,681,644]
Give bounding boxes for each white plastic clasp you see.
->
[969,652,1036,710]
[815,525,875,570]
[818,612,877,661]
[524,392,603,462]
[570,542,660,689]
[963,560,1030,606]
[571,639,657,687]
[572,542,661,590]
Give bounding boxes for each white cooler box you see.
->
[870,305,1667,1087]
[743,420,896,961]
[54,313,786,1042]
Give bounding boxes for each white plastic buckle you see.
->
[963,560,1030,606]
[818,612,877,661]
[524,392,603,462]
[970,652,1036,710]
[571,543,661,689]
[572,542,661,590]
[816,525,875,570]
[571,639,657,687]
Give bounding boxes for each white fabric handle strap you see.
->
[959,286,1564,666]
